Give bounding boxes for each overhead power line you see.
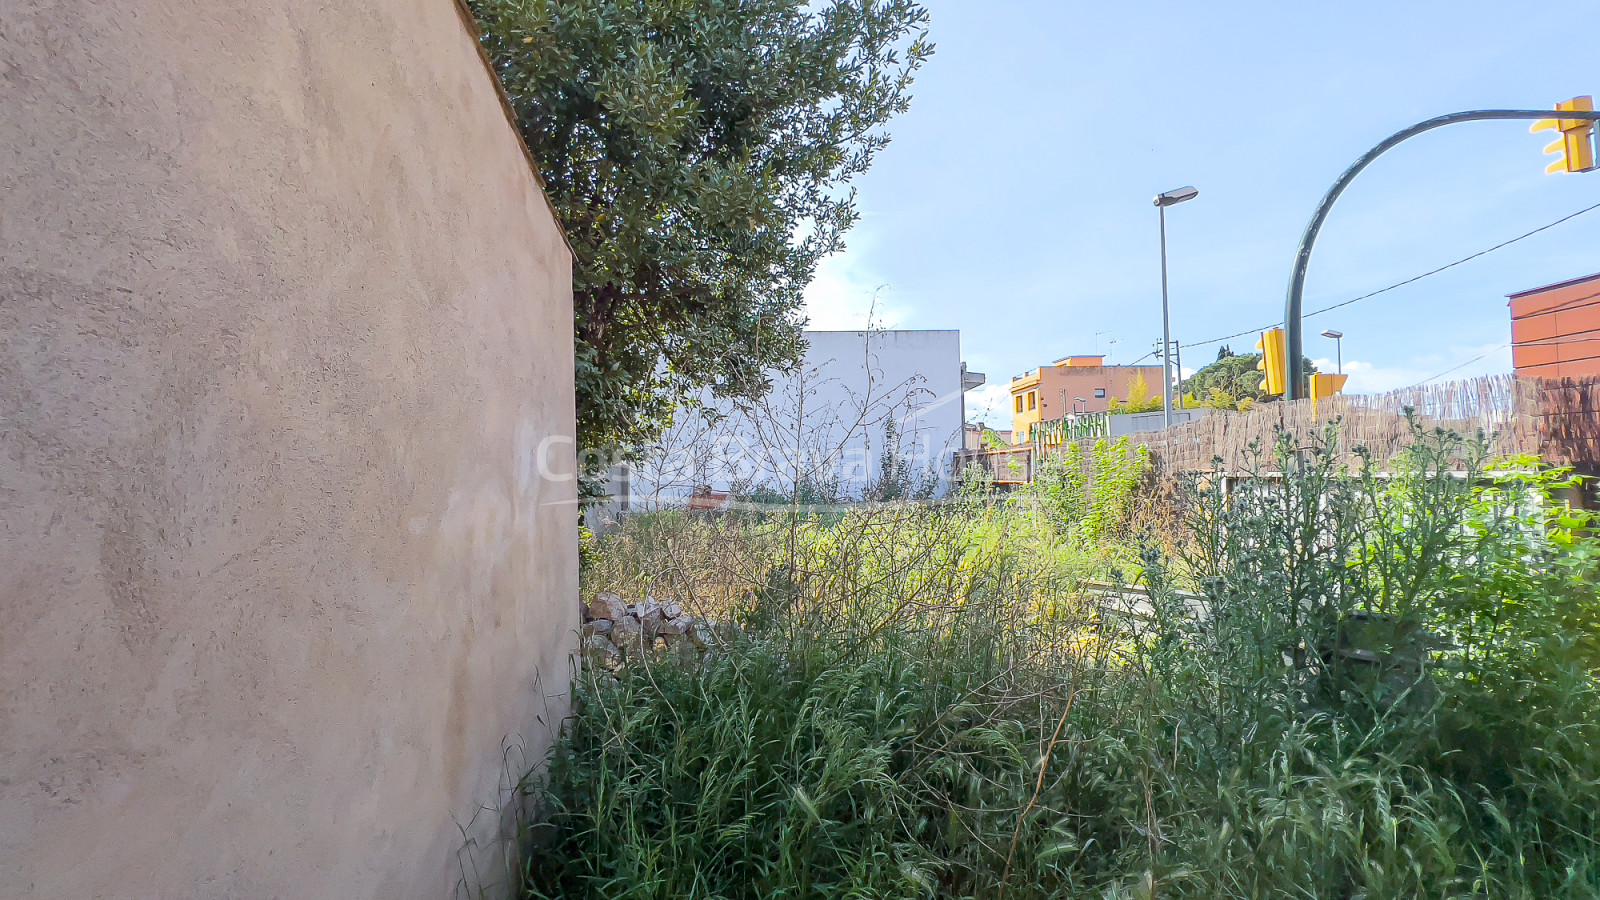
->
[1179,199,1600,352]
[1407,342,1511,389]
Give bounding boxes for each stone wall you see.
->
[0,1,576,897]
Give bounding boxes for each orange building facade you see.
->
[1008,356,1166,442]
[1510,273,1600,379]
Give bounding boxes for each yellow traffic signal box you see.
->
[1532,96,1597,174]
[1256,328,1287,396]
[1310,373,1348,403]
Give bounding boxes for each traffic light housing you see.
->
[1310,373,1348,403]
[1532,96,1597,174]
[1256,328,1287,396]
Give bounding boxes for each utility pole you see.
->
[1173,340,1185,410]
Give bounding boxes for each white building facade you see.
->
[632,329,983,505]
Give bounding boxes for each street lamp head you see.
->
[1075,397,1087,403]
[1320,329,1343,339]
[1154,185,1199,207]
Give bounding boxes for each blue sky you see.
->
[800,0,1600,426]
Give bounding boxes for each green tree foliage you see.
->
[1182,344,1318,408]
[471,0,932,456]
[1106,370,1162,414]
[1018,437,1149,545]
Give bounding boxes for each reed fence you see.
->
[1139,374,1539,473]
[955,374,1600,482]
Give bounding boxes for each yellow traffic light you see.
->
[1531,96,1597,174]
[1310,373,1348,403]
[1256,328,1286,397]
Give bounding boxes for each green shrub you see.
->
[530,430,1600,899]
[1013,437,1149,547]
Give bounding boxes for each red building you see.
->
[1510,272,1600,378]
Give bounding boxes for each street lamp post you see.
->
[1155,186,1198,429]
[1320,329,1344,375]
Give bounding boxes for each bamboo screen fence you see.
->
[956,374,1600,482]
[1139,374,1539,473]
[1535,376,1600,466]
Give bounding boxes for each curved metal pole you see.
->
[1284,108,1600,398]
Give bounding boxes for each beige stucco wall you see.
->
[0,2,577,897]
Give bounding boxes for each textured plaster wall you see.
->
[0,2,577,897]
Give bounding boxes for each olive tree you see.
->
[472,0,932,474]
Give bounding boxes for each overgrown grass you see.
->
[531,432,1600,899]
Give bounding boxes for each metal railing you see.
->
[1029,411,1110,447]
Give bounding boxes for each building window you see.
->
[1027,391,1036,411]
[1015,395,1024,413]
[1095,388,1106,399]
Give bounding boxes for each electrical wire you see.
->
[1407,286,1600,388]
[1406,342,1512,388]
[1178,198,1600,351]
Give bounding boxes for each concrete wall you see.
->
[1108,407,1212,437]
[0,2,576,898]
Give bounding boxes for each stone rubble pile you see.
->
[580,592,729,673]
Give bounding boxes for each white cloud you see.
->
[1311,343,1512,395]
[1328,359,1425,394]
[801,237,908,330]
[965,382,1014,429]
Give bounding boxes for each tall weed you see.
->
[533,430,1600,899]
